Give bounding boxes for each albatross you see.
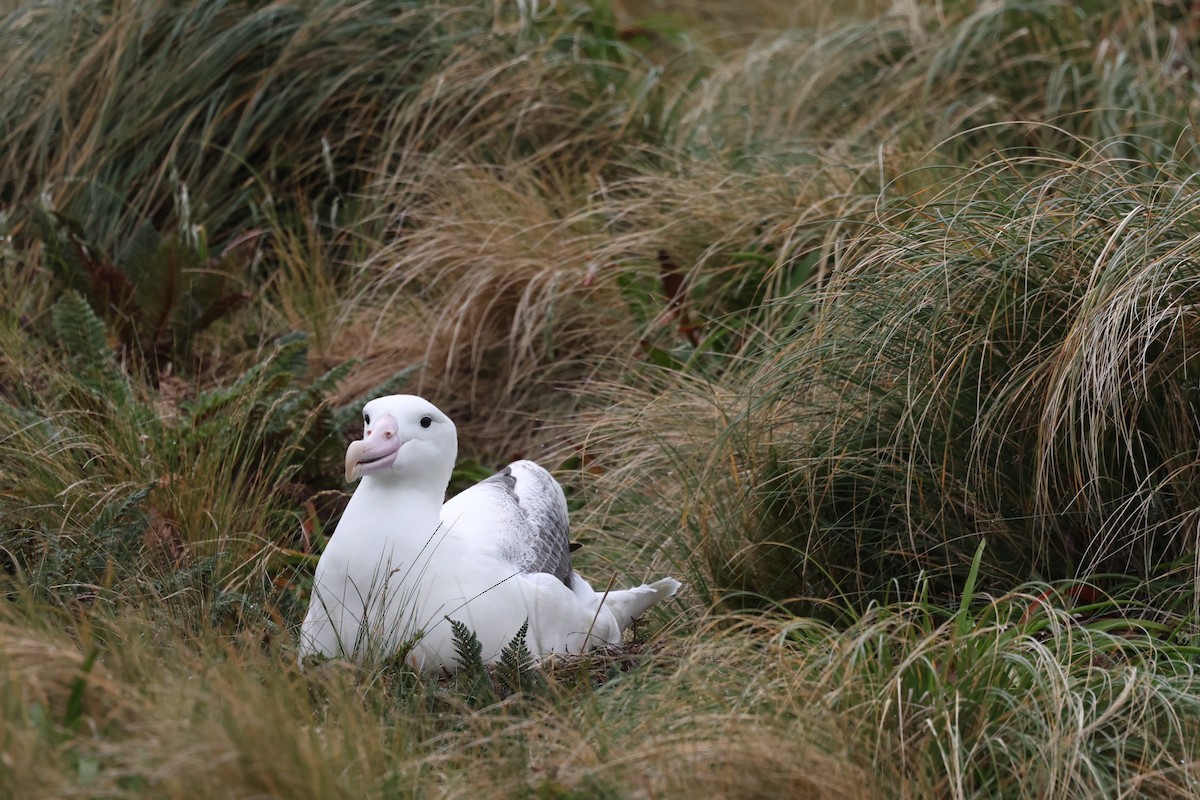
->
[298,394,681,672]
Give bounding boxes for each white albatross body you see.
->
[298,394,680,672]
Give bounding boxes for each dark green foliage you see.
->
[494,619,547,697]
[448,616,494,707]
[1,0,680,252]
[447,617,548,706]
[4,1,479,242]
[51,289,108,363]
[0,323,370,613]
[35,209,247,379]
[6,250,424,616]
[186,331,344,480]
[5,485,152,606]
[51,289,132,406]
[186,330,421,488]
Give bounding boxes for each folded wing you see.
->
[440,459,573,585]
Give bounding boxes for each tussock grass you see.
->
[577,147,1200,611]
[794,590,1200,798]
[4,592,1199,798]
[0,333,338,620]
[342,165,635,450]
[6,0,1200,795]
[0,0,679,247]
[680,0,1200,166]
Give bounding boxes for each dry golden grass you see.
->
[0,599,881,800]
[334,165,635,453]
[623,0,902,46]
[6,596,1200,799]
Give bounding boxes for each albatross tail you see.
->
[596,577,682,633]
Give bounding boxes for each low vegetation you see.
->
[4,0,1200,796]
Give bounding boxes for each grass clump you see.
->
[0,0,684,249]
[787,587,1200,798]
[0,310,355,619]
[681,0,1200,167]
[10,584,1196,799]
[31,209,249,380]
[579,148,1200,613]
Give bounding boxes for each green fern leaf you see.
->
[119,222,162,289]
[93,484,152,532]
[53,290,110,366]
[92,484,152,558]
[135,235,192,353]
[447,616,497,706]
[495,619,544,697]
[448,616,484,672]
[185,332,311,439]
[185,356,269,421]
[52,291,130,405]
[274,331,311,381]
[32,207,87,292]
[311,359,356,396]
[332,364,421,431]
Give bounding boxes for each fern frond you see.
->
[52,290,131,405]
[135,235,191,350]
[92,484,152,558]
[186,359,268,421]
[120,222,162,289]
[273,331,310,381]
[32,207,87,292]
[447,616,497,707]
[53,290,110,366]
[312,360,356,396]
[448,617,484,673]
[495,619,544,697]
[93,484,152,532]
[333,364,420,431]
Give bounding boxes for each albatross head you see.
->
[344,394,458,488]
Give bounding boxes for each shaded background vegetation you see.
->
[4,0,1200,797]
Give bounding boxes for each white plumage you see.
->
[298,394,680,672]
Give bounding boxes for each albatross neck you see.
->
[355,470,449,516]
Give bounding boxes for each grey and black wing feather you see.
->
[440,460,573,586]
[483,461,573,585]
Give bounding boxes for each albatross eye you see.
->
[363,413,370,426]
[420,415,432,429]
